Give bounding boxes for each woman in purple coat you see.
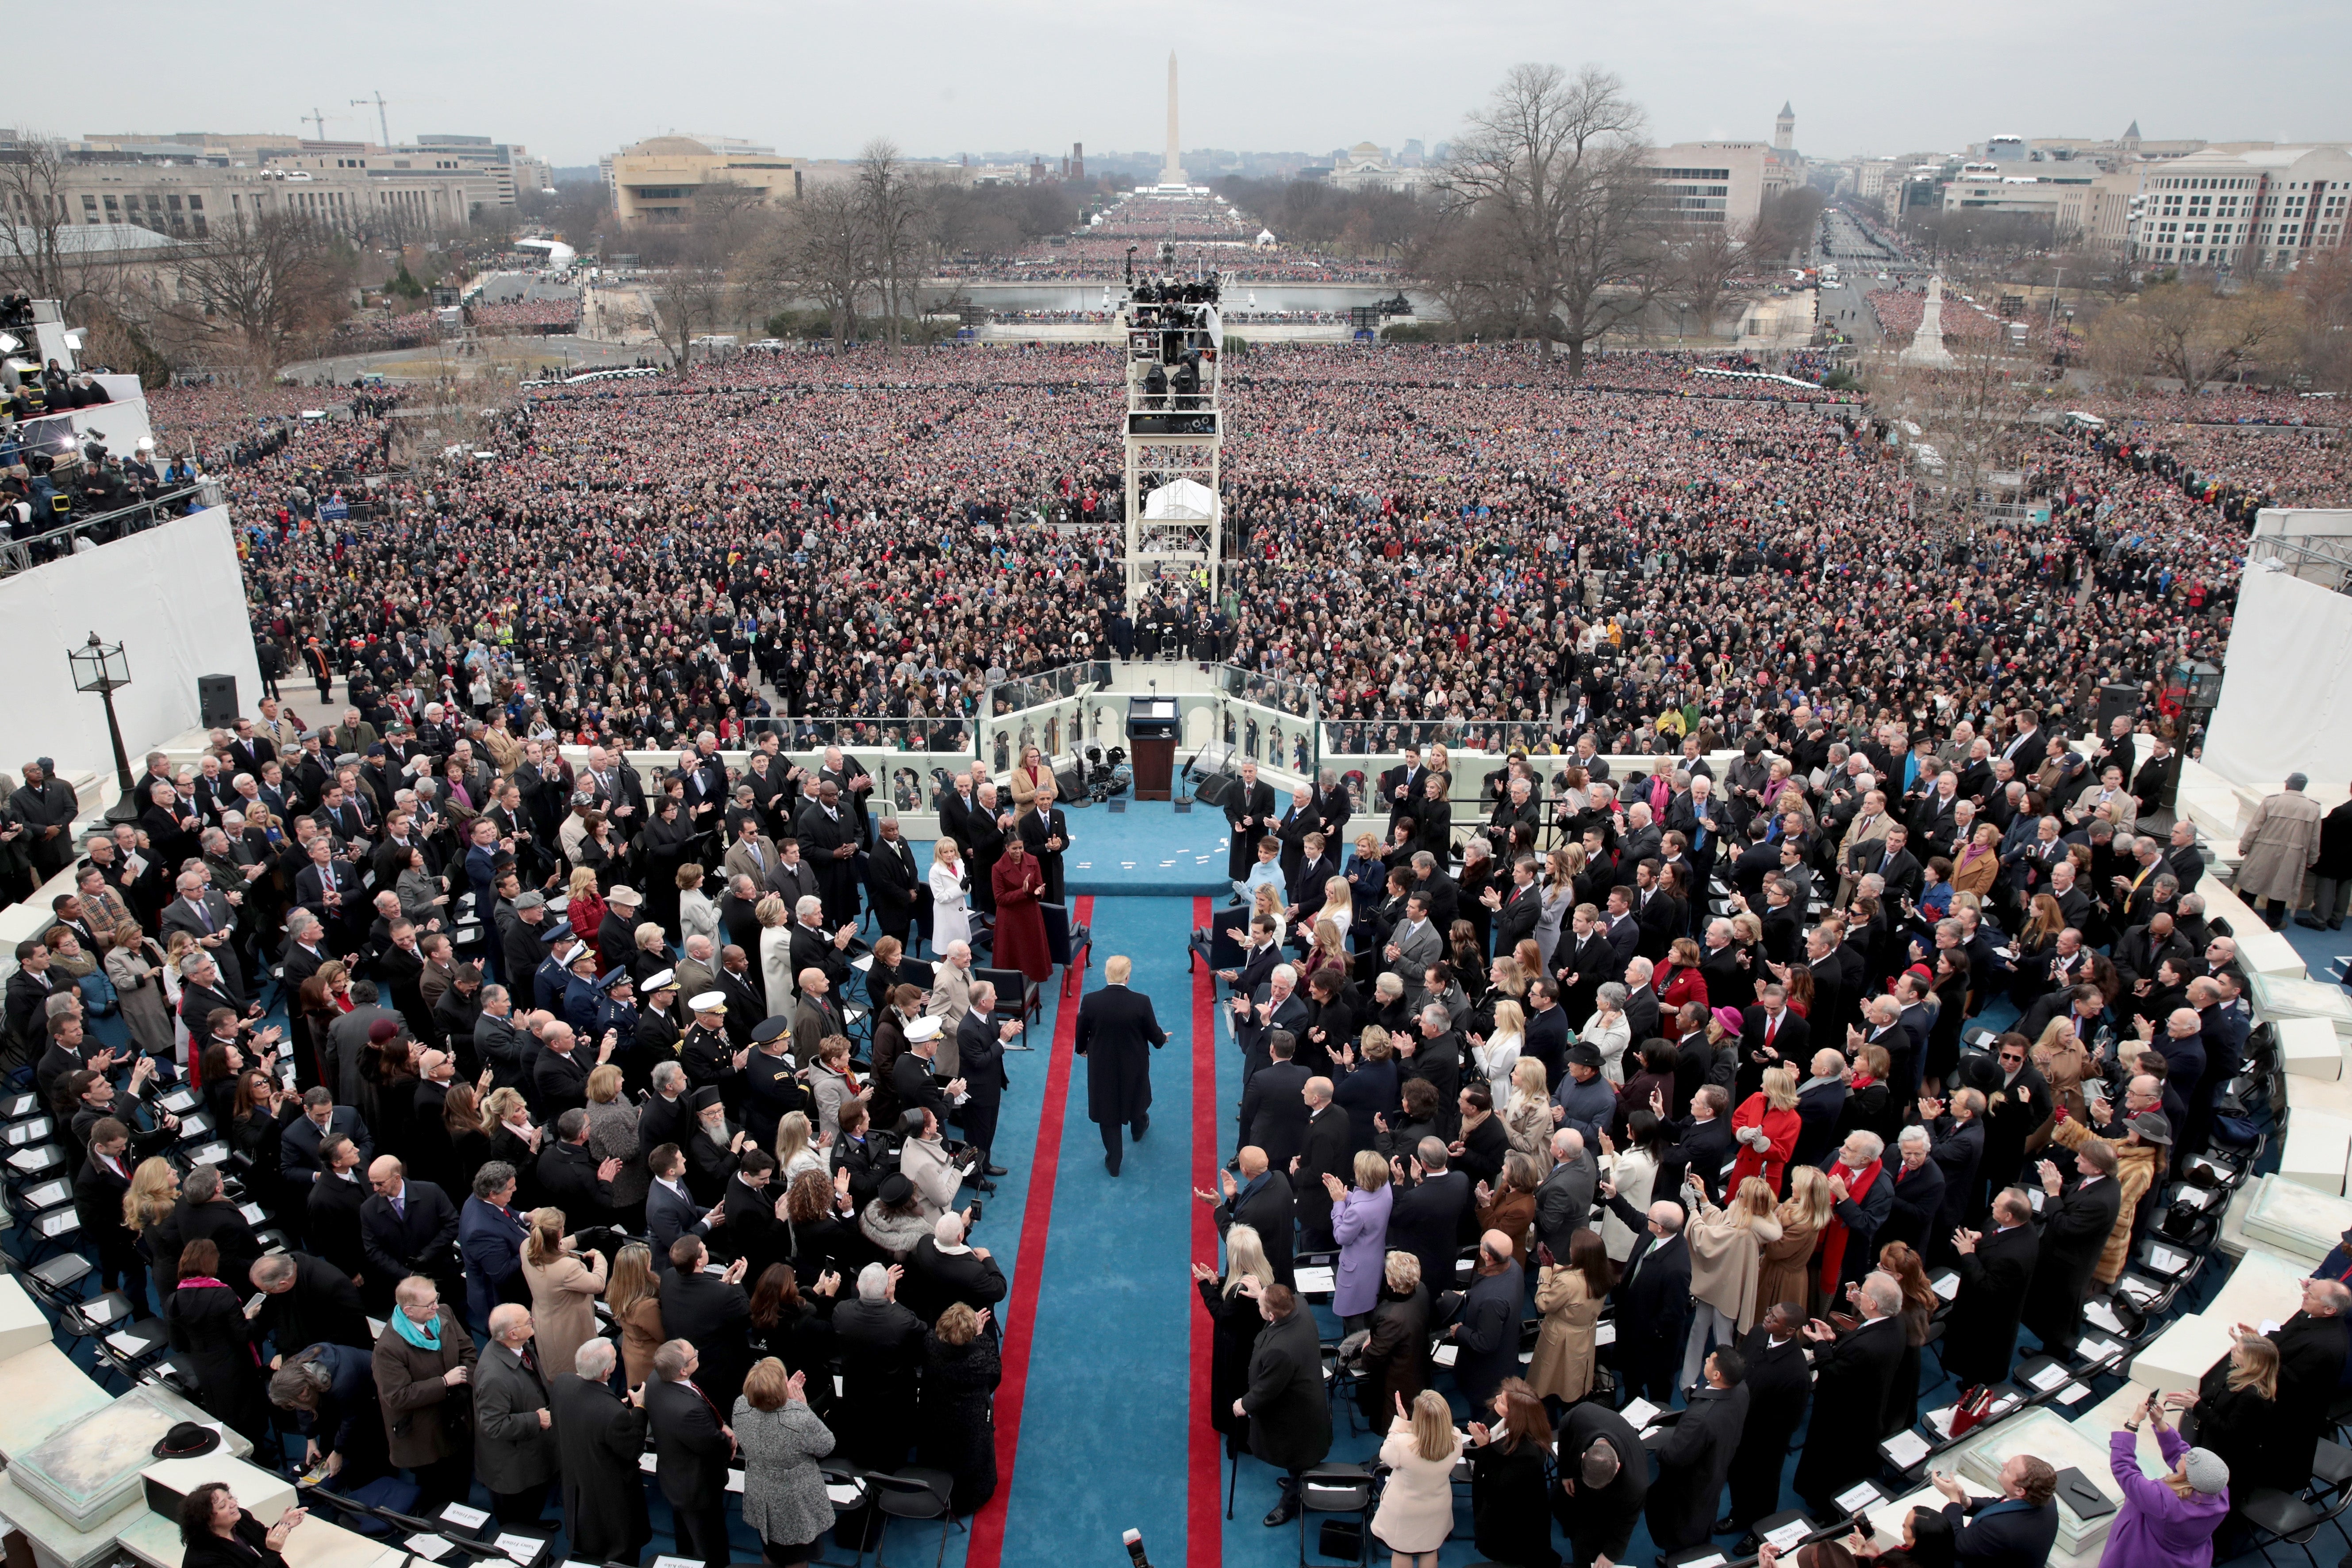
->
[1330,1149,1395,1328]
[2098,1393,2230,1568]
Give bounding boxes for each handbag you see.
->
[1947,1384,1999,1438]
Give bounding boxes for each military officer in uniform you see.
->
[681,992,747,1115]
[630,970,683,1097]
[560,946,604,1039]
[533,924,577,1012]
[593,969,639,1054]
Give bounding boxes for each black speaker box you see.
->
[1053,765,1086,800]
[196,672,239,728]
[1194,772,1237,809]
[2093,681,2139,737]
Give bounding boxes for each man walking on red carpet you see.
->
[1075,955,1166,1176]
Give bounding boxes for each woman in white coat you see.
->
[929,839,972,953]
[756,893,796,1018]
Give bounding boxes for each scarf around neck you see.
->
[391,1307,443,1351]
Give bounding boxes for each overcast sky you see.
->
[14,0,2350,169]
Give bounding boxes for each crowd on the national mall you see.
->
[1,339,2349,1568]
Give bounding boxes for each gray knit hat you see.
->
[2181,1446,2229,1495]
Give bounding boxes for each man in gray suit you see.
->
[327,981,404,1107]
[1535,1127,1598,1260]
[474,1303,559,1525]
[1381,892,1442,981]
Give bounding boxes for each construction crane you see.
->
[351,92,390,148]
[302,107,333,142]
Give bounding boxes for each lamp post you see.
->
[67,632,135,801]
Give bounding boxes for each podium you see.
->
[1127,697,1178,801]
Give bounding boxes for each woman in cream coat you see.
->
[928,840,971,953]
[757,894,796,1018]
[1527,1230,1611,1406]
[519,1208,608,1382]
[1677,1174,1781,1389]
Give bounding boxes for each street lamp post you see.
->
[67,632,135,801]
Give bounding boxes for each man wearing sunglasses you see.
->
[1974,1032,2048,1223]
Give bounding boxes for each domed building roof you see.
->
[629,136,713,157]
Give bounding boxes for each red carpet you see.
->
[1187,895,1224,1567]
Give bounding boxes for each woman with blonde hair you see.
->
[1251,881,1287,948]
[124,1156,181,1296]
[1472,998,1526,1104]
[2164,1330,2277,1541]
[1329,1150,1395,1330]
[1301,918,1349,987]
[772,1111,827,1184]
[107,920,175,1058]
[1370,1388,1463,1567]
[519,1206,607,1383]
[630,922,669,985]
[1760,1164,1834,1318]
[1729,1065,1802,1192]
[604,1242,665,1387]
[1194,1223,1275,1458]
[1499,1054,1554,1170]
[565,867,607,966]
[1315,876,1355,943]
[1680,1174,1783,1388]
[928,838,971,953]
[754,893,796,1016]
[583,1064,647,1227]
[1536,845,1582,972]
[2030,1013,2092,1131]
[733,1357,836,1567]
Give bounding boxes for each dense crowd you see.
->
[471,299,584,333]
[7,317,2351,1568]
[114,338,2352,767]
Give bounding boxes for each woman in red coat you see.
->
[990,837,1051,983]
[1728,1064,1802,1195]
[1656,938,1709,1041]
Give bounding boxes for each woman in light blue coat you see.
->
[1330,1148,1395,1329]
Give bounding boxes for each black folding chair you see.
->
[1296,1461,1375,1567]
[866,1467,964,1568]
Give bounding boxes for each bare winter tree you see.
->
[0,135,123,323]
[154,211,350,378]
[1665,223,1747,340]
[740,182,872,353]
[2091,276,2295,395]
[857,142,937,353]
[1426,63,1665,372]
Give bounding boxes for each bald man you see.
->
[475,1303,558,1522]
[357,1155,461,1312]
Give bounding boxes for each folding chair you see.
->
[1296,1461,1374,1567]
[974,966,1039,1050]
[867,1467,964,1568]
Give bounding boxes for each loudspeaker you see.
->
[196,673,238,728]
[1194,771,1237,809]
[1053,765,1086,800]
[2094,682,2139,738]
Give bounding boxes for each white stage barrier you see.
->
[0,507,261,784]
[2203,564,2352,793]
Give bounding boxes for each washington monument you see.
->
[1160,51,1187,187]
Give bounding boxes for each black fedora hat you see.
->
[153,1421,221,1459]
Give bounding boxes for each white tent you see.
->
[1143,477,1216,521]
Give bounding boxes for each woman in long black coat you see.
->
[162,1239,271,1443]
[1469,1379,1560,1568]
[637,793,696,942]
[918,1307,1002,1515]
[1195,1264,1268,1457]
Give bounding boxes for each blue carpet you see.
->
[1052,800,1238,896]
